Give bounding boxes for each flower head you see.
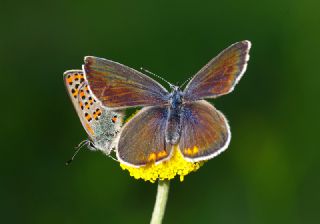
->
[120,145,205,183]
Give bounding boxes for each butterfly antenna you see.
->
[65,140,89,165]
[179,75,194,89]
[140,67,174,88]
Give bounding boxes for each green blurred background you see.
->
[1,0,319,223]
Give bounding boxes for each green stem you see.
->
[150,180,170,224]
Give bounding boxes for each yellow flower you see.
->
[120,145,205,183]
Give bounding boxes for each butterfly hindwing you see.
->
[83,56,169,109]
[183,41,251,102]
[64,70,123,154]
[117,106,172,167]
[179,100,230,161]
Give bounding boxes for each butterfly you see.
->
[63,70,123,161]
[83,40,251,167]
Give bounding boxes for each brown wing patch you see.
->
[179,101,230,161]
[117,106,172,167]
[84,56,169,109]
[184,41,251,101]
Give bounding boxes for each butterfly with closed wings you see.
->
[63,70,123,163]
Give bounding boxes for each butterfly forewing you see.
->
[179,100,230,161]
[117,106,172,167]
[183,41,251,102]
[64,70,123,154]
[84,56,169,109]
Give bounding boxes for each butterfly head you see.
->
[169,85,183,109]
[170,84,180,92]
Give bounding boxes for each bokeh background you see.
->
[1,0,319,223]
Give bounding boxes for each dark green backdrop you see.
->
[1,0,319,223]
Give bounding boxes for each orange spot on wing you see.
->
[85,123,94,136]
[157,150,168,159]
[85,114,92,121]
[147,150,168,163]
[66,77,73,83]
[148,153,157,162]
[72,89,79,97]
[66,73,83,84]
[183,146,199,156]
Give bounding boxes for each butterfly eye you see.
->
[112,115,118,123]
[89,141,95,148]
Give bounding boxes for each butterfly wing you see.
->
[179,100,230,162]
[83,56,170,109]
[183,41,251,102]
[117,106,172,167]
[63,70,123,154]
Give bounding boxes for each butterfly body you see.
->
[83,40,251,167]
[165,86,183,144]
